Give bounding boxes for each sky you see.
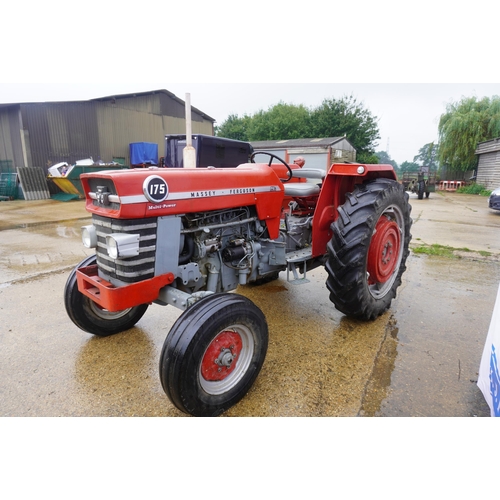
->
[1,83,498,165]
[1,1,498,166]
[2,0,498,481]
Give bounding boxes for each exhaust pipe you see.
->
[183,93,196,169]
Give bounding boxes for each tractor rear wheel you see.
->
[160,293,268,417]
[418,180,425,200]
[64,255,149,336]
[325,178,412,320]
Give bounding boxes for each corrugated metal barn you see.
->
[476,137,500,189]
[251,137,356,174]
[0,89,215,174]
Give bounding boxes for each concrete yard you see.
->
[1,191,499,417]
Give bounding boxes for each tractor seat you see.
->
[284,168,324,197]
[284,183,320,197]
[291,168,326,180]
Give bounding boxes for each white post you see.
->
[183,93,196,169]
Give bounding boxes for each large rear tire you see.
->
[325,178,412,320]
[418,180,425,200]
[64,255,149,336]
[160,293,268,417]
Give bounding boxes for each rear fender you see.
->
[312,163,397,257]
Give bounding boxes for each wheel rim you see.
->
[367,204,404,299]
[87,298,133,320]
[199,325,255,396]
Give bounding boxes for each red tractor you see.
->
[64,138,412,416]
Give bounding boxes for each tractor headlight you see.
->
[81,225,97,248]
[106,233,140,259]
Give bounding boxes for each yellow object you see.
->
[49,177,83,197]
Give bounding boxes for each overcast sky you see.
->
[2,0,498,476]
[1,2,498,166]
[1,83,498,165]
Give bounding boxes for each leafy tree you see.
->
[375,150,399,172]
[215,95,381,163]
[311,95,380,163]
[438,96,500,172]
[215,114,251,141]
[246,102,311,141]
[399,161,420,174]
[360,153,382,164]
[413,142,439,170]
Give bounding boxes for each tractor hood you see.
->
[80,164,285,236]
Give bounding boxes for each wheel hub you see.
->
[201,330,243,382]
[367,215,401,285]
[215,349,236,368]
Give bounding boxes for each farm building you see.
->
[0,89,215,175]
[251,137,356,174]
[476,137,500,190]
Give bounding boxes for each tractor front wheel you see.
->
[159,293,268,417]
[64,255,149,336]
[325,178,412,320]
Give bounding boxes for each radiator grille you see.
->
[93,215,158,283]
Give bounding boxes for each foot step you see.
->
[285,248,312,284]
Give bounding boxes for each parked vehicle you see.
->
[489,187,500,211]
[402,166,436,199]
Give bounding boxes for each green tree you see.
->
[246,102,311,141]
[215,114,251,141]
[375,150,399,172]
[360,153,382,164]
[438,96,500,172]
[311,95,380,163]
[400,161,420,175]
[413,142,439,170]
[215,95,381,164]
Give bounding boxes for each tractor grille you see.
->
[93,215,158,283]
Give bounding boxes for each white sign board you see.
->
[478,283,500,417]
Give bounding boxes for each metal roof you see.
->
[251,137,350,149]
[0,89,216,122]
[476,137,500,155]
[90,89,216,122]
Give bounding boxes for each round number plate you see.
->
[143,175,169,203]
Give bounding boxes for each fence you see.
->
[0,172,18,200]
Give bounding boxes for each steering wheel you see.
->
[250,151,293,183]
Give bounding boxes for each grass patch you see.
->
[457,183,492,196]
[479,250,493,257]
[412,244,458,258]
[412,243,492,259]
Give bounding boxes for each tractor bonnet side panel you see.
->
[80,164,285,238]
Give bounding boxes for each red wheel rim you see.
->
[367,215,401,285]
[201,330,243,382]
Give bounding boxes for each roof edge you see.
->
[0,89,216,122]
[475,136,500,154]
[90,89,215,122]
